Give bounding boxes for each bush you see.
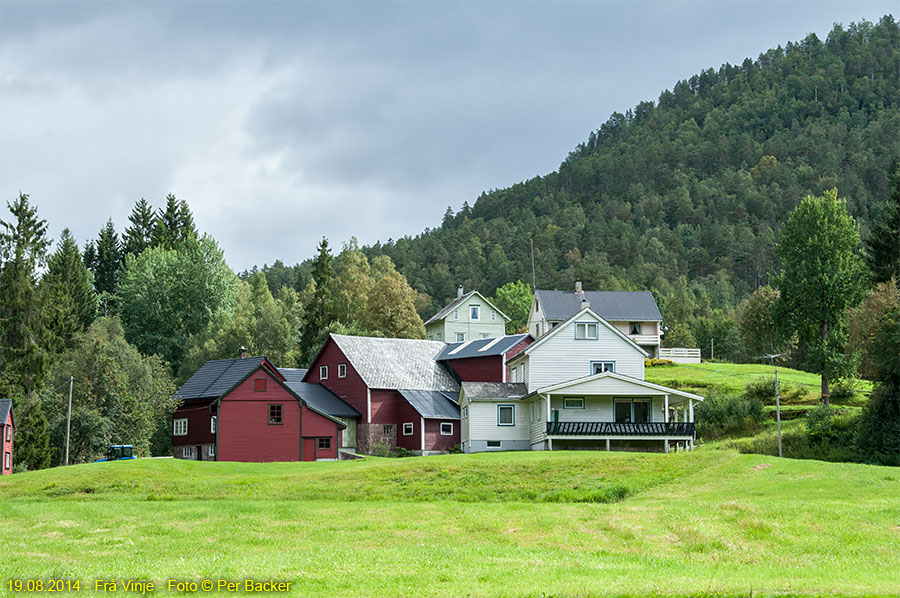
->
[695,388,766,439]
[742,379,806,405]
[855,384,900,466]
[448,444,463,454]
[369,441,394,458]
[830,378,858,400]
[645,358,675,367]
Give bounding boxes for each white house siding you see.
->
[427,294,507,342]
[527,298,545,337]
[460,398,470,447]
[550,396,613,421]
[529,396,548,449]
[464,400,530,452]
[525,315,645,391]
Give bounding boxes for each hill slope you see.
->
[3,452,899,597]
[361,17,899,341]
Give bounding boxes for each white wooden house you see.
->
[460,305,701,454]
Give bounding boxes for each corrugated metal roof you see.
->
[398,389,461,419]
[460,382,529,400]
[0,399,12,425]
[331,334,459,392]
[175,356,269,401]
[536,290,662,322]
[280,369,360,418]
[435,334,530,361]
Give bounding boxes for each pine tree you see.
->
[152,194,197,250]
[82,240,96,270]
[0,193,51,398]
[41,229,98,351]
[866,165,900,284]
[300,238,334,364]
[93,219,121,296]
[122,198,156,257]
[14,395,53,471]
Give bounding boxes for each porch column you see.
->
[689,400,694,423]
[545,394,551,421]
[663,439,669,453]
[664,394,669,423]
[605,438,610,451]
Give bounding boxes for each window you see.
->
[614,399,652,423]
[254,378,267,392]
[453,309,459,320]
[563,397,584,409]
[629,322,643,335]
[4,451,9,470]
[173,418,188,436]
[182,446,193,458]
[5,426,10,441]
[551,322,559,329]
[511,366,518,382]
[614,400,632,423]
[456,332,465,342]
[498,405,515,426]
[591,361,616,375]
[382,424,394,437]
[470,305,480,320]
[486,440,501,448]
[491,310,496,321]
[402,422,414,436]
[338,363,346,378]
[440,422,453,435]
[208,445,215,458]
[210,416,217,434]
[633,399,651,423]
[480,333,490,339]
[575,322,599,340]
[461,406,468,418]
[536,323,542,336]
[319,365,328,380]
[268,404,283,425]
[318,437,331,450]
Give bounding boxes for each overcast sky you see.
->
[0,1,894,271]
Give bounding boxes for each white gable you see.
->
[536,372,703,402]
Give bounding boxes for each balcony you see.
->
[546,421,695,437]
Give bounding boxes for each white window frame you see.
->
[182,446,193,458]
[5,426,9,441]
[4,451,10,470]
[456,332,465,342]
[498,404,515,426]
[470,305,480,320]
[591,361,616,375]
[563,397,585,409]
[173,418,188,436]
[320,365,328,379]
[440,422,453,436]
[486,440,501,449]
[480,333,490,339]
[575,321,599,340]
[402,422,414,436]
[338,363,346,378]
[210,416,217,434]
[208,445,215,457]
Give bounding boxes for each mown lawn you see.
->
[645,362,872,407]
[2,451,899,597]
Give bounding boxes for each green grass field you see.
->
[645,362,872,407]
[3,451,899,597]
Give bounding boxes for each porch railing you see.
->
[546,421,695,436]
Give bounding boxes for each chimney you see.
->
[457,286,464,299]
[575,281,583,294]
[238,346,247,359]
[581,297,590,310]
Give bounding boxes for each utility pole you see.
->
[710,337,714,361]
[775,368,783,458]
[65,376,73,466]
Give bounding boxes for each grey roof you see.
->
[461,382,530,401]
[175,356,269,401]
[279,368,360,418]
[331,334,458,392]
[424,290,479,325]
[435,334,531,361]
[0,399,12,425]
[398,389,461,420]
[536,290,662,322]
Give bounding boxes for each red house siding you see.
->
[301,405,340,460]
[306,338,369,422]
[218,369,302,462]
[444,355,504,382]
[370,389,422,451]
[172,399,216,448]
[1,410,12,475]
[425,419,458,452]
[504,337,533,362]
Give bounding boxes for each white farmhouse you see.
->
[460,304,701,454]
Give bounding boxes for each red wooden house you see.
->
[173,355,357,462]
[435,334,533,383]
[0,400,13,475]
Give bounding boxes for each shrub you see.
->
[369,441,394,458]
[448,444,463,454]
[742,379,806,405]
[694,388,766,439]
[855,384,900,466]
[830,378,858,400]
[645,358,675,367]
[392,447,414,458]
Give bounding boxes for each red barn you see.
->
[0,400,13,475]
[173,356,358,462]
[435,334,533,383]
[305,335,462,454]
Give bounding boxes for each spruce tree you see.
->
[93,219,121,296]
[300,238,334,364]
[866,165,900,284]
[122,198,157,257]
[152,194,196,250]
[42,229,98,350]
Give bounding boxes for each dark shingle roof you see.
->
[398,389,461,420]
[279,368,360,418]
[435,334,530,361]
[461,382,529,401]
[0,399,12,425]
[175,356,269,401]
[330,335,458,392]
[536,290,662,322]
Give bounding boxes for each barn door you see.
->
[302,438,316,462]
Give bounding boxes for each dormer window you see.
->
[574,322,598,340]
[470,305,480,320]
[629,322,643,335]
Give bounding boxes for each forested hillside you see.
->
[352,18,898,346]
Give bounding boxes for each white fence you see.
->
[659,347,701,364]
